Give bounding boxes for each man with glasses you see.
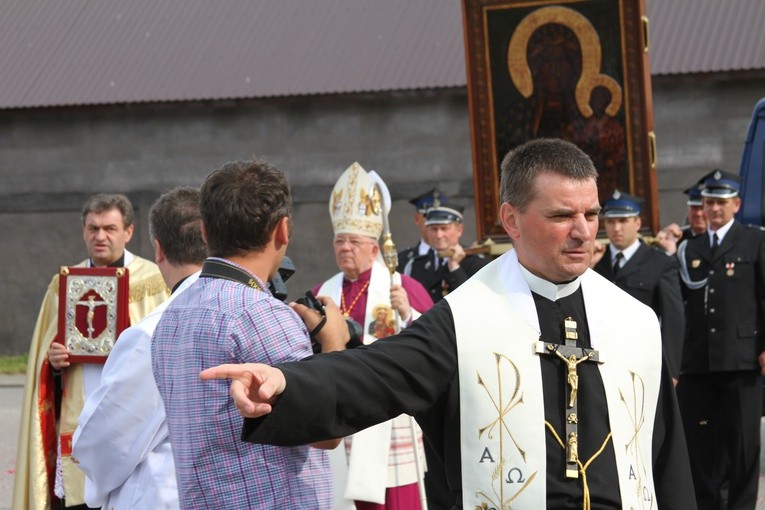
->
[313,162,432,509]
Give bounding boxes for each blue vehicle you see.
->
[737,98,765,411]
[736,97,765,227]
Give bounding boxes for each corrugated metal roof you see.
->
[0,0,763,109]
[648,0,765,75]
[0,0,466,109]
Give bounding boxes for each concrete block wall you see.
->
[653,76,765,227]
[0,91,477,355]
[1,78,763,355]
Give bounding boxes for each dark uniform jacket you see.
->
[679,225,701,244]
[399,249,489,303]
[678,221,765,373]
[397,245,420,273]
[594,241,685,377]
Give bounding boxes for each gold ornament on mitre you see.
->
[329,162,390,240]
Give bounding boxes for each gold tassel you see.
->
[545,421,612,510]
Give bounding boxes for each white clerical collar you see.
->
[609,238,640,263]
[708,217,735,244]
[519,264,581,301]
[87,249,133,268]
[417,239,431,256]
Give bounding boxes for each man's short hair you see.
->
[200,159,292,258]
[81,193,135,227]
[499,138,598,211]
[149,186,206,266]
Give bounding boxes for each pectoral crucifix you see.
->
[536,316,601,479]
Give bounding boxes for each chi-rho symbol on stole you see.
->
[455,299,548,509]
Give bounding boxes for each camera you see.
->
[267,256,295,302]
[295,290,325,314]
[294,290,362,354]
[268,262,362,353]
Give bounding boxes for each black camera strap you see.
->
[199,259,264,291]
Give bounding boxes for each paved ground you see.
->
[0,375,25,510]
[1,373,765,509]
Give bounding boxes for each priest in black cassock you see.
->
[201,138,696,510]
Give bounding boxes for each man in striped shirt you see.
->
[152,159,342,509]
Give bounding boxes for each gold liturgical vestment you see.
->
[13,253,168,510]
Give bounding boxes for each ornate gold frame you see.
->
[462,0,657,240]
[56,266,130,363]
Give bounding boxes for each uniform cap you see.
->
[425,203,464,225]
[408,188,445,213]
[601,190,644,218]
[699,169,740,199]
[683,185,703,206]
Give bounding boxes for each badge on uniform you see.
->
[726,262,735,276]
[691,259,701,269]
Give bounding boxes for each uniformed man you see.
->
[403,203,488,303]
[676,169,765,510]
[593,190,685,381]
[655,180,707,254]
[397,188,445,272]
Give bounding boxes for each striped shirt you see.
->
[152,259,332,509]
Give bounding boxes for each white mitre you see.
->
[329,162,391,240]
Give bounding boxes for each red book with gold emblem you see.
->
[55,266,130,363]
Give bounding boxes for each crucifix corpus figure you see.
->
[556,350,594,407]
[78,294,107,340]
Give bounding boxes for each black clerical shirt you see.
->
[533,289,621,508]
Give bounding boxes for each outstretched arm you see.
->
[200,363,286,418]
[204,300,458,448]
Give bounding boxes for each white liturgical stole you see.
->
[446,250,661,509]
[319,260,424,505]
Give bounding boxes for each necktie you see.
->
[612,252,624,275]
[428,248,437,270]
[711,233,719,255]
